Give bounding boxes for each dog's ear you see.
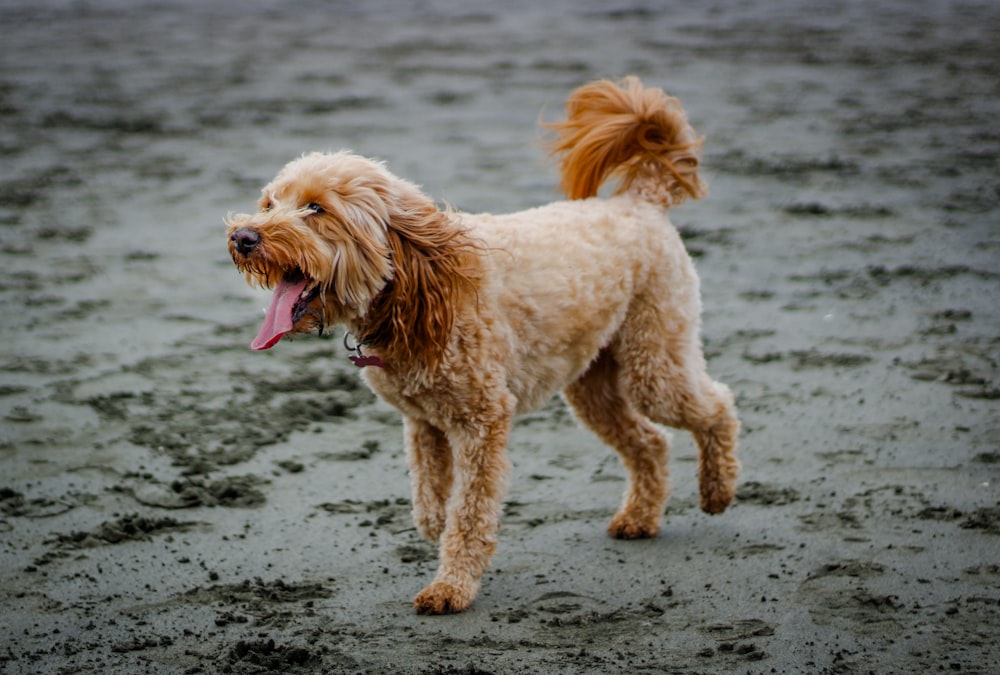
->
[360,184,480,368]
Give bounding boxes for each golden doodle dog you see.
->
[226,76,740,614]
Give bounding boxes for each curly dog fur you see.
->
[226,76,740,614]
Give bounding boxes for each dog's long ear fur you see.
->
[545,76,706,208]
[359,184,480,368]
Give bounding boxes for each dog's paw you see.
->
[414,516,445,543]
[413,580,476,615]
[699,483,735,514]
[608,511,660,539]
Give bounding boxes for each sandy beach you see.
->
[1,0,998,672]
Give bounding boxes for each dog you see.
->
[226,76,740,614]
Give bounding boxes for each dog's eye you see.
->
[262,201,273,211]
[307,203,324,215]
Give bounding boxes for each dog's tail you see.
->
[545,76,706,208]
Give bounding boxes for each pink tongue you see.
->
[251,277,310,351]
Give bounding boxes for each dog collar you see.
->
[344,331,385,368]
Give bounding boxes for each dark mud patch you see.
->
[740,349,873,369]
[183,578,334,631]
[711,149,858,179]
[676,224,735,258]
[815,448,866,465]
[39,350,376,476]
[700,618,775,641]
[247,366,369,397]
[219,637,325,674]
[47,513,197,548]
[735,481,801,506]
[395,543,437,564]
[789,349,873,369]
[488,592,773,668]
[710,328,777,353]
[537,601,668,630]
[123,391,356,471]
[738,289,776,302]
[36,224,93,243]
[84,391,136,420]
[698,619,775,661]
[798,560,903,635]
[185,577,334,605]
[932,309,974,322]
[125,474,269,509]
[916,505,966,523]
[502,500,616,528]
[0,353,94,376]
[493,591,684,635]
[785,265,1000,306]
[784,268,881,302]
[3,405,43,423]
[918,504,1000,535]
[798,484,939,537]
[740,350,784,365]
[1,487,95,518]
[956,387,1000,400]
[110,634,177,654]
[782,201,895,218]
[113,368,370,471]
[903,361,984,385]
[807,560,887,581]
[917,307,974,337]
[317,497,412,533]
[274,459,304,473]
[867,264,1000,285]
[900,349,998,398]
[317,439,381,462]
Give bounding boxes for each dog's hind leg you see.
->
[404,417,453,542]
[564,348,671,539]
[615,301,740,515]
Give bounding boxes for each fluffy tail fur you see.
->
[545,76,706,208]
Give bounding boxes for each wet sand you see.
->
[1,0,998,672]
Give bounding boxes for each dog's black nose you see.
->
[231,228,261,255]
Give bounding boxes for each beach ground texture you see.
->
[1,1,998,672]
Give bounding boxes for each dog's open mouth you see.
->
[251,269,320,351]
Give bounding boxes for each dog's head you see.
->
[225,152,398,350]
[226,151,479,361]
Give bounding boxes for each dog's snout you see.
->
[231,228,261,255]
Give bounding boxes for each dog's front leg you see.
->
[413,407,512,615]
[404,417,453,542]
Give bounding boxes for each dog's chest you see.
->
[360,368,449,422]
